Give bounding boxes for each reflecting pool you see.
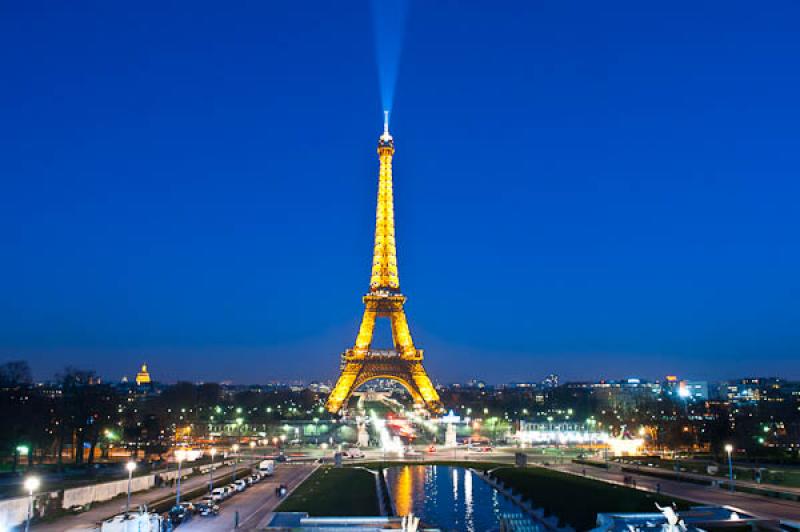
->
[384,465,542,532]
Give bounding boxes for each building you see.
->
[679,380,709,401]
[135,363,152,386]
[516,420,607,445]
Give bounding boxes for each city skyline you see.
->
[3,1,800,384]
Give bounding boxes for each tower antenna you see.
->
[384,110,389,135]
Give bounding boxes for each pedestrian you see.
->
[582,468,586,476]
[656,482,661,494]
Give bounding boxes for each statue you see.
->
[655,503,686,531]
[357,420,370,448]
[445,420,457,448]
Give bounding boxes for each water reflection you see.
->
[464,467,473,532]
[385,465,540,532]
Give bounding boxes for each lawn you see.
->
[276,467,380,516]
[492,466,691,531]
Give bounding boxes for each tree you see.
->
[0,360,32,387]
[56,367,118,465]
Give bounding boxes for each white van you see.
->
[259,459,275,476]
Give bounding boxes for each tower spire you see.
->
[380,110,393,143]
[371,115,398,291]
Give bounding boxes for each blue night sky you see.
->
[1,2,799,384]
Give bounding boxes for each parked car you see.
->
[178,502,196,514]
[199,495,216,507]
[234,479,247,492]
[249,473,261,484]
[211,487,227,501]
[196,501,220,517]
[167,504,191,525]
[343,448,365,459]
[468,445,493,453]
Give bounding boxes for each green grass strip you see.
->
[493,467,692,530]
[276,467,379,516]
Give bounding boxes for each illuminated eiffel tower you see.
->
[326,113,442,414]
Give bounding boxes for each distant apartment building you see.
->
[718,377,788,405]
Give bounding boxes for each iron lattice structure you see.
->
[326,118,442,414]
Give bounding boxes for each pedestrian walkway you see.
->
[33,463,247,532]
[548,462,800,523]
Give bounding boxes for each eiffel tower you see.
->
[326,114,442,414]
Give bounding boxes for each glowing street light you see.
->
[209,447,217,493]
[175,449,187,505]
[232,443,240,482]
[17,445,29,467]
[724,444,735,492]
[125,461,136,514]
[24,476,40,532]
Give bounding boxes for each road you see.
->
[179,464,315,532]
[33,463,248,532]
[551,461,800,523]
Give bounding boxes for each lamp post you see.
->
[17,445,30,470]
[249,440,257,468]
[24,476,40,532]
[125,461,136,514]
[175,450,186,505]
[232,444,240,482]
[724,444,734,492]
[209,447,217,493]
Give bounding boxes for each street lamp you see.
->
[24,476,40,532]
[175,449,187,505]
[232,443,240,482]
[236,417,244,442]
[724,444,734,492]
[209,448,217,493]
[125,461,136,514]
[17,445,30,469]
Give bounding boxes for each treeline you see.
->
[439,385,800,460]
[0,361,327,472]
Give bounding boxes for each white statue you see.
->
[357,420,370,448]
[445,422,457,448]
[655,503,686,532]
